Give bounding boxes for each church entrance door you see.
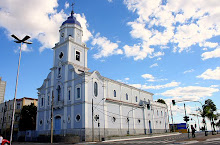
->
[54,116,61,135]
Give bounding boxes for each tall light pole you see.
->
[10,34,32,145]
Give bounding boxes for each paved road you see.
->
[11,132,220,145]
[94,132,220,145]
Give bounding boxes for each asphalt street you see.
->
[11,132,220,145]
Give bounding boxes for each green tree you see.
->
[157,99,166,105]
[202,99,217,132]
[19,103,37,131]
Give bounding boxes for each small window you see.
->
[126,93,128,100]
[160,121,162,124]
[40,120,43,126]
[135,96,138,102]
[76,51,80,61]
[138,119,141,124]
[58,67,61,78]
[77,88,80,99]
[41,97,44,107]
[157,110,159,116]
[114,90,116,97]
[76,114,81,122]
[57,85,61,101]
[161,111,163,116]
[68,90,71,100]
[94,82,98,97]
[17,103,20,109]
[48,95,50,105]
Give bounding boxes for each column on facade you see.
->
[63,65,69,132]
[71,69,75,129]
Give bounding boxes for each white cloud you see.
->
[201,47,220,60]
[149,51,165,58]
[123,43,154,61]
[108,0,113,3]
[123,0,220,60]
[157,57,162,61]
[0,0,67,52]
[197,67,220,80]
[210,85,219,88]
[150,63,158,68]
[141,74,154,80]
[92,34,123,59]
[200,42,218,48]
[0,0,92,52]
[183,69,195,74]
[141,73,167,82]
[142,81,180,90]
[65,2,69,9]
[125,77,130,81]
[161,86,219,102]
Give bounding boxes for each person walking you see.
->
[191,125,196,138]
[0,135,3,145]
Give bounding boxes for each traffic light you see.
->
[172,100,176,106]
[183,116,189,122]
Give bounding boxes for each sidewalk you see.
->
[102,132,181,143]
[178,132,220,144]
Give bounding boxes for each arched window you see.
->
[157,110,159,116]
[114,90,116,97]
[161,111,163,116]
[57,85,61,101]
[126,93,128,100]
[94,82,98,96]
[41,97,44,107]
[76,51,80,61]
[136,96,138,102]
[58,67,61,77]
[68,90,71,100]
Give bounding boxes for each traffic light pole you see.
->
[184,103,190,139]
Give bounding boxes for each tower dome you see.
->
[62,11,81,27]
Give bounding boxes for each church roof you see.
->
[62,11,81,27]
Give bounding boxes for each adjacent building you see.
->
[0,97,38,138]
[37,10,169,141]
[0,77,6,104]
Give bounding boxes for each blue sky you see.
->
[0,0,219,127]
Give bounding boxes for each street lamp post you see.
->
[10,34,32,145]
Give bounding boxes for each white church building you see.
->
[36,10,169,141]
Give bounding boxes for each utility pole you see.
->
[92,99,94,141]
[170,105,175,132]
[184,103,190,138]
[51,91,54,143]
[10,35,32,145]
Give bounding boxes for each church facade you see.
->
[36,10,169,141]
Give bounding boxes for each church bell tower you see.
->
[53,7,89,73]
